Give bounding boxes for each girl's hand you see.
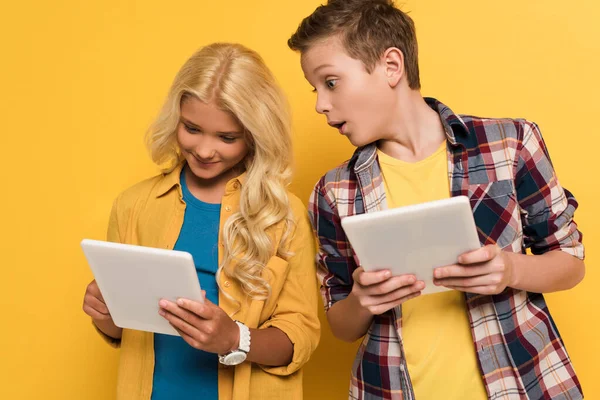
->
[159,295,240,355]
[83,280,113,321]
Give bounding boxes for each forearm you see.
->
[93,319,123,340]
[326,292,373,343]
[508,250,585,293]
[246,327,293,366]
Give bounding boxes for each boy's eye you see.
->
[221,136,237,143]
[326,79,337,89]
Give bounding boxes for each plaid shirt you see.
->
[308,98,584,400]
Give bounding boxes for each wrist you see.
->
[228,323,241,353]
[504,251,520,289]
[348,290,375,318]
[219,321,251,366]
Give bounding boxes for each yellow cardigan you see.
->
[97,163,320,400]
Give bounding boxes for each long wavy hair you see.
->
[145,43,294,302]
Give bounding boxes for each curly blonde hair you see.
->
[145,43,294,302]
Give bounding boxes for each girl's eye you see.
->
[221,136,236,143]
[184,124,199,133]
[326,79,337,89]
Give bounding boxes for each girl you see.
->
[82,43,320,400]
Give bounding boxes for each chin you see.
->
[188,165,224,181]
[347,135,373,148]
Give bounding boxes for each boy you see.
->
[288,1,585,399]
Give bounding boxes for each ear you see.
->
[382,47,404,88]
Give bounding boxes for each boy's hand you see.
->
[158,294,240,355]
[433,244,514,295]
[350,267,424,315]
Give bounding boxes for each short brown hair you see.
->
[288,0,421,90]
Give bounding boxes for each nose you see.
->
[315,91,331,115]
[193,136,216,160]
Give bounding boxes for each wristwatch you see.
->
[219,321,251,366]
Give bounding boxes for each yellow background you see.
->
[1,0,598,398]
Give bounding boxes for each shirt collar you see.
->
[155,162,247,198]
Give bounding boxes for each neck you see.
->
[184,164,242,204]
[377,90,446,162]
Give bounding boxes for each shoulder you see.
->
[311,159,355,203]
[111,170,178,217]
[458,114,537,143]
[114,174,165,206]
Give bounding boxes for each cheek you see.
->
[225,142,249,162]
[176,129,196,152]
[175,128,186,148]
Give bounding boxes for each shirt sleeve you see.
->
[308,177,359,311]
[93,195,124,348]
[516,121,584,260]
[258,202,321,376]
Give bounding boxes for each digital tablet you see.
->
[340,196,481,295]
[80,239,203,336]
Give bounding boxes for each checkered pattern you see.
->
[309,98,584,400]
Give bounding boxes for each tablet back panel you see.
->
[81,239,203,336]
[341,196,481,295]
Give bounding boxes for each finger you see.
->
[85,294,110,315]
[176,298,214,319]
[167,321,205,350]
[159,299,207,328]
[434,273,499,288]
[458,245,499,264]
[83,304,112,321]
[361,281,425,307]
[360,276,420,297]
[87,280,106,302]
[354,268,401,287]
[159,307,204,340]
[367,291,422,315]
[178,329,204,350]
[434,263,494,279]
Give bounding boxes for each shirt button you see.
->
[224,281,231,288]
[225,206,232,212]
[233,182,240,189]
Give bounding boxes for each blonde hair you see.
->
[146,43,294,302]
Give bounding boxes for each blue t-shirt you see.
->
[151,171,220,400]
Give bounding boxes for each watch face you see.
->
[224,351,247,365]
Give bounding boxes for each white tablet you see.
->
[80,239,204,336]
[340,196,481,295]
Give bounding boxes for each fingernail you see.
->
[417,281,425,290]
[159,300,168,307]
[384,270,391,278]
[177,298,184,306]
[434,270,441,278]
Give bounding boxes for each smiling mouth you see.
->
[192,156,219,165]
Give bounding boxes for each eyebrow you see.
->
[180,117,243,135]
[312,63,335,74]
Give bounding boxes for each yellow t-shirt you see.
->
[377,142,487,400]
